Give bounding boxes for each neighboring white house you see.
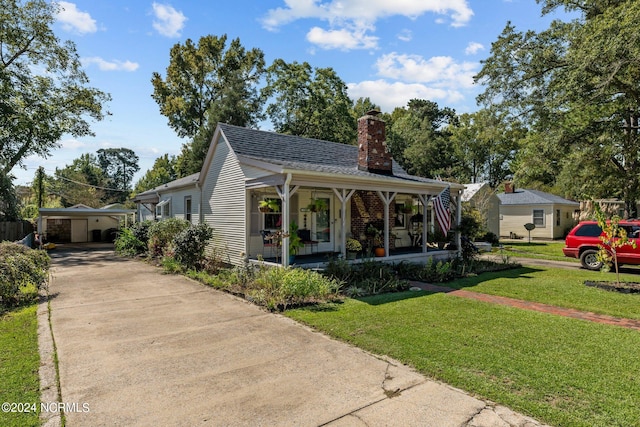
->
[132,173,200,224]
[497,185,579,239]
[38,204,135,243]
[133,112,465,267]
[462,182,500,237]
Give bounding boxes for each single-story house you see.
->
[462,182,500,237]
[497,184,579,239]
[132,173,200,223]
[134,111,465,267]
[38,204,135,243]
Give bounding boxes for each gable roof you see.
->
[211,123,461,190]
[132,172,200,202]
[497,189,579,206]
[461,182,491,202]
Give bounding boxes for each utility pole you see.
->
[36,166,45,208]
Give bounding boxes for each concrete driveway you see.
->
[40,244,547,426]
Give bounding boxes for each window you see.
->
[556,209,560,226]
[156,199,171,219]
[185,197,192,222]
[574,223,602,237]
[533,209,545,226]
[262,198,282,229]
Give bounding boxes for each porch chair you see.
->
[260,230,278,259]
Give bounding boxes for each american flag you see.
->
[433,186,451,235]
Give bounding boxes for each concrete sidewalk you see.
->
[40,246,548,426]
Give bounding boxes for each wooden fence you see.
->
[0,220,34,242]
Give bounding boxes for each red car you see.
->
[563,220,640,270]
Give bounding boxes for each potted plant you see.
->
[287,221,304,263]
[307,198,328,213]
[259,198,280,213]
[401,204,414,214]
[346,238,362,260]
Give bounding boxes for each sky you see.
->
[13,0,570,187]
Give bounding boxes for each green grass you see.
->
[286,270,640,427]
[450,266,640,320]
[0,304,41,427]
[498,240,577,262]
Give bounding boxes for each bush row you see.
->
[0,242,50,309]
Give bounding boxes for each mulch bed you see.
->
[585,281,640,294]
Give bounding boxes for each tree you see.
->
[449,109,524,187]
[262,59,356,144]
[476,1,640,216]
[151,35,265,175]
[133,154,178,194]
[52,153,107,207]
[0,0,110,217]
[387,99,458,179]
[97,148,140,203]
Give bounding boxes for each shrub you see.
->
[114,227,146,257]
[0,242,50,308]
[173,223,214,270]
[479,231,500,245]
[324,258,409,296]
[147,218,190,257]
[247,267,341,310]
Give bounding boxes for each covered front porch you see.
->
[244,172,463,268]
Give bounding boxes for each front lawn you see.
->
[0,305,40,427]
[498,240,575,262]
[286,269,640,427]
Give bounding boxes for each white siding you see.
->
[500,205,555,239]
[202,139,246,266]
[162,187,200,224]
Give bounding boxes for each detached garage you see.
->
[37,204,135,243]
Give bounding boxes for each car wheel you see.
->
[580,249,603,271]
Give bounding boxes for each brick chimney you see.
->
[504,181,515,193]
[357,110,392,175]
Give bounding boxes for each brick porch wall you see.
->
[350,191,396,249]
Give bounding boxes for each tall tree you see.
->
[262,59,356,144]
[476,0,640,216]
[449,109,524,187]
[151,35,265,175]
[0,0,110,218]
[387,99,458,179]
[52,153,106,207]
[97,148,139,203]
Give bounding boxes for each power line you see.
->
[55,175,131,192]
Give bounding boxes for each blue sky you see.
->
[14,0,567,186]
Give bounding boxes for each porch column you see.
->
[332,188,356,258]
[276,174,293,267]
[376,191,397,256]
[417,195,430,254]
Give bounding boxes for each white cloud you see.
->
[82,57,139,72]
[262,0,473,51]
[151,3,187,38]
[56,1,97,34]
[61,138,87,150]
[307,26,378,50]
[348,80,464,112]
[397,29,412,42]
[375,52,477,88]
[465,41,484,55]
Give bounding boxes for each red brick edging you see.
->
[411,281,640,331]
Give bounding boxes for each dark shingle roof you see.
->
[497,189,579,206]
[218,123,445,186]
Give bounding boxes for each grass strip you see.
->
[0,304,40,427]
[287,293,640,427]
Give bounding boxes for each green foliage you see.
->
[396,258,456,283]
[324,258,409,296]
[152,34,265,175]
[133,154,178,193]
[51,153,107,207]
[114,228,146,257]
[97,148,140,203]
[476,1,640,216]
[0,0,110,180]
[262,59,356,144]
[172,223,214,270]
[0,243,50,309]
[147,218,191,257]
[594,203,637,284]
[287,220,304,255]
[247,266,340,310]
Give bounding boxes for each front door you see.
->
[312,196,333,252]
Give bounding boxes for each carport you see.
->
[37,206,135,243]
